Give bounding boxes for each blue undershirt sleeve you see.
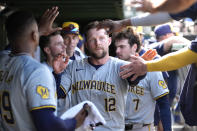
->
[31,108,76,131]
[156,95,172,131]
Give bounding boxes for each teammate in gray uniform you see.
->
[60,21,144,131]
[40,31,67,72]
[0,9,87,131]
[39,31,71,116]
[114,28,171,131]
[61,21,86,61]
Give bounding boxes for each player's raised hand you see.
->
[131,0,157,13]
[141,49,157,61]
[75,103,90,128]
[120,55,147,81]
[38,6,62,36]
[97,19,125,34]
[52,52,69,74]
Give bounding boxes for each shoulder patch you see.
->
[158,80,167,89]
[37,86,49,99]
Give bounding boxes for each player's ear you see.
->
[44,47,51,55]
[32,31,38,42]
[132,44,137,53]
[108,37,112,46]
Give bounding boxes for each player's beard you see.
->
[89,50,107,59]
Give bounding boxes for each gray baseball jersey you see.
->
[0,52,57,131]
[61,57,130,131]
[125,72,169,124]
[73,47,86,60]
[42,61,71,116]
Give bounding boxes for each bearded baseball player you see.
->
[60,21,145,131]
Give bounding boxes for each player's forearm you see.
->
[131,12,172,26]
[31,108,76,131]
[155,0,196,13]
[146,47,197,72]
[157,95,171,131]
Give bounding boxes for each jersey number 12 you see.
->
[104,97,116,112]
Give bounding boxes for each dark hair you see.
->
[39,31,60,57]
[113,27,141,52]
[83,21,107,42]
[5,10,36,42]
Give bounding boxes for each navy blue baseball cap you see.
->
[154,24,173,39]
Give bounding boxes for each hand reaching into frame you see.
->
[97,19,127,34]
[123,49,156,81]
[38,6,62,36]
[120,55,147,81]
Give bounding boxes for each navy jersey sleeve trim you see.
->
[31,108,76,131]
[154,92,169,100]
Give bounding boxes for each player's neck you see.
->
[11,40,37,57]
[11,45,34,57]
[89,55,110,65]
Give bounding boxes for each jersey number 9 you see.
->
[0,91,15,124]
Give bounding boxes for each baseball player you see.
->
[0,9,87,131]
[40,31,67,72]
[53,22,86,116]
[39,32,71,117]
[114,28,171,131]
[59,21,145,131]
[61,22,86,60]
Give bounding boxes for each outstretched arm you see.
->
[132,0,196,14]
[146,47,197,71]
[97,12,172,34]
[119,47,197,81]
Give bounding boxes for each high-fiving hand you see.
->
[39,6,62,36]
